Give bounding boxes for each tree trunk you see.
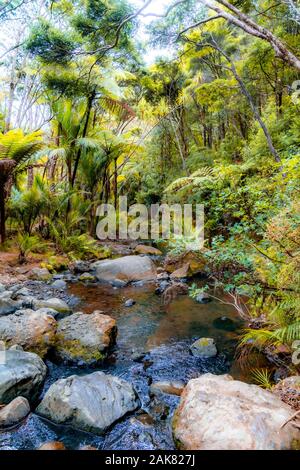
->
[0,182,6,244]
[199,0,300,71]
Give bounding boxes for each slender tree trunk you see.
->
[0,183,6,244]
[71,90,95,188]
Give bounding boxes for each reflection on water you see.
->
[67,281,245,378]
[0,280,249,450]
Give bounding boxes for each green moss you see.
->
[55,336,105,364]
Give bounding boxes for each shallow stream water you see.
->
[0,280,248,450]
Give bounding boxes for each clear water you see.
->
[0,281,247,450]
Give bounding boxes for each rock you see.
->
[55,311,117,365]
[0,397,30,429]
[164,251,206,277]
[124,299,135,307]
[170,263,189,280]
[9,344,23,351]
[0,292,20,316]
[273,376,300,411]
[35,307,61,320]
[156,267,165,274]
[33,298,71,314]
[134,245,162,256]
[36,371,139,435]
[190,338,217,358]
[157,272,169,281]
[29,268,52,281]
[71,260,91,274]
[109,278,128,288]
[38,441,66,450]
[0,349,47,404]
[150,381,185,397]
[11,287,31,300]
[92,255,156,283]
[161,282,188,304]
[0,309,57,357]
[0,283,5,294]
[173,374,300,450]
[51,280,67,290]
[79,445,97,450]
[78,272,96,282]
[195,292,211,304]
[155,280,170,295]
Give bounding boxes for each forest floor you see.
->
[0,250,43,285]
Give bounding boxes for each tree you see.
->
[0,129,43,243]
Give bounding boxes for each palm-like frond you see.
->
[164,167,217,193]
[0,129,44,164]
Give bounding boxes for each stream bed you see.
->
[0,280,247,450]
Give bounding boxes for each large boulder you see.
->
[0,292,20,316]
[173,374,300,450]
[0,309,57,357]
[92,255,156,283]
[0,396,30,429]
[36,371,139,434]
[55,311,117,365]
[0,348,47,404]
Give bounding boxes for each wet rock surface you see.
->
[173,374,300,450]
[36,372,139,435]
[55,311,117,365]
[0,275,247,450]
[0,349,47,404]
[92,255,157,283]
[0,309,57,357]
[0,397,30,429]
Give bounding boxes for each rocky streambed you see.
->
[0,254,299,450]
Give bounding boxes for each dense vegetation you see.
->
[0,0,300,381]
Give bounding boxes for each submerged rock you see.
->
[195,292,211,304]
[190,338,217,358]
[0,349,47,404]
[0,309,57,357]
[92,255,156,283]
[124,299,135,307]
[55,311,117,365]
[0,397,30,429]
[173,374,300,450]
[36,371,139,435]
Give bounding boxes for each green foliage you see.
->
[251,368,273,390]
[16,233,45,264]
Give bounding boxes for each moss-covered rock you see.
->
[54,311,117,365]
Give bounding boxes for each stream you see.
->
[0,279,247,450]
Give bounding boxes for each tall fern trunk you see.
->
[0,182,6,244]
[0,160,15,244]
